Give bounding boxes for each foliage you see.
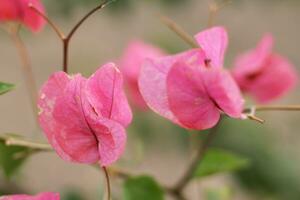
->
[0,140,30,178]
[0,82,14,95]
[214,118,300,199]
[123,176,164,200]
[194,148,250,178]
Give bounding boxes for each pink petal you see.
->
[86,63,132,127]
[138,49,205,124]
[23,0,46,32]
[38,72,76,162]
[246,54,298,103]
[0,192,60,200]
[166,62,220,130]
[194,26,228,67]
[0,0,45,32]
[202,68,244,118]
[0,0,20,21]
[233,34,274,80]
[119,40,165,109]
[41,74,100,163]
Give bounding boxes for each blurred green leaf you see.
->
[194,148,250,178]
[0,141,29,178]
[62,191,84,200]
[214,118,300,199]
[205,187,232,200]
[0,82,14,95]
[123,176,164,200]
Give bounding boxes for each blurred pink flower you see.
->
[0,192,60,200]
[38,63,132,166]
[119,40,165,109]
[0,0,45,32]
[232,34,298,103]
[139,27,244,130]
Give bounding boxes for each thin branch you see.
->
[7,25,39,126]
[66,0,112,40]
[103,167,112,200]
[28,4,65,40]
[159,15,199,48]
[207,0,232,27]
[250,105,300,112]
[172,119,222,193]
[0,134,52,151]
[29,0,113,73]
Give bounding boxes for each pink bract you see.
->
[232,34,298,103]
[0,192,60,200]
[119,40,165,109]
[0,0,45,32]
[139,26,244,130]
[38,63,132,166]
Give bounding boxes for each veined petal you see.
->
[194,26,228,67]
[202,68,244,118]
[138,49,205,124]
[39,74,99,163]
[167,62,220,130]
[86,63,132,127]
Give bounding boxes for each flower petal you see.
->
[246,54,298,103]
[0,192,60,200]
[39,74,99,163]
[138,49,205,124]
[194,26,228,67]
[86,63,132,127]
[233,34,273,79]
[119,40,164,109]
[202,68,244,118]
[0,0,45,32]
[166,62,220,130]
[23,0,46,32]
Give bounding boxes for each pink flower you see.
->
[139,27,244,130]
[0,192,60,200]
[119,40,165,109]
[232,34,298,103]
[0,0,45,32]
[38,63,132,166]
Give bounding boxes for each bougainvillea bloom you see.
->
[0,192,60,200]
[232,34,298,103]
[38,63,132,166]
[0,0,45,32]
[119,40,165,109]
[139,27,244,130]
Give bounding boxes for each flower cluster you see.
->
[0,0,298,199]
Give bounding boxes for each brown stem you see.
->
[207,0,232,27]
[103,167,112,200]
[63,39,69,73]
[159,15,199,48]
[172,120,222,193]
[29,0,112,73]
[28,4,65,40]
[8,26,39,125]
[252,105,300,112]
[0,134,52,151]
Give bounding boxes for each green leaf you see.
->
[0,140,30,178]
[123,176,164,200]
[194,148,250,178]
[0,82,15,95]
[205,187,232,200]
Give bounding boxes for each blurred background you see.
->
[0,0,300,199]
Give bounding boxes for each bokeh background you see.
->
[0,0,300,199]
